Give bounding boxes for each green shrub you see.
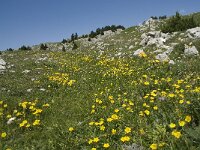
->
[161,12,197,33]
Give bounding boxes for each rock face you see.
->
[0,58,6,72]
[187,27,200,38]
[184,46,199,56]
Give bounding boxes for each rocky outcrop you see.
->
[184,46,199,56]
[140,31,170,47]
[187,27,200,39]
[0,58,6,73]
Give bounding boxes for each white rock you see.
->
[0,59,6,66]
[187,27,200,38]
[155,53,169,62]
[22,70,31,74]
[184,46,199,56]
[169,60,175,65]
[7,117,16,125]
[0,58,6,72]
[27,89,32,92]
[129,45,134,49]
[133,49,144,56]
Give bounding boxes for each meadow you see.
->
[0,46,200,150]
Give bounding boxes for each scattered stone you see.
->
[133,49,144,56]
[7,117,16,125]
[129,45,134,49]
[184,46,199,56]
[155,53,169,62]
[27,89,32,92]
[22,70,31,74]
[169,60,175,65]
[40,88,46,91]
[122,143,144,150]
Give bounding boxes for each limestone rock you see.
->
[155,53,169,62]
[187,27,200,38]
[184,46,199,56]
[133,49,144,56]
[0,58,6,72]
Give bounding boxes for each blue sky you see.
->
[0,0,200,50]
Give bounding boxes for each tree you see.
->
[19,45,31,51]
[40,43,48,50]
[62,46,66,52]
[72,42,78,50]
[62,39,68,44]
[74,33,78,40]
[71,33,75,42]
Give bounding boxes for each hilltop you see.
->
[0,12,200,150]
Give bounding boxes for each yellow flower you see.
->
[93,137,99,143]
[112,129,117,135]
[185,115,191,122]
[124,127,131,134]
[144,110,150,116]
[33,120,40,126]
[179,121,186,127]
[179,100,184,104]
[120,136,130,142]
[19,120,28,127]
[114,109,119,113]
[150,143,157,150]
[42,103,50,107]
[172,130,181,138]
[169,123,176,128]
[91,148,96,150]
[68,127,74,132]
[88,139,93,144]
[144,81,150,86]
[153,106,158,110]
[111,114,119,120]
[106,116,113,122]
[100,125,105,131]
[103,143,110,148]
[168,93,175,98]
[1,132,7,138]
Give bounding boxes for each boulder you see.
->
[155,53,169,62]
[184,46,199,56]
[0,58,6,72]
[187,27,200,38]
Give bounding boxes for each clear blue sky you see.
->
[0,0,200,50]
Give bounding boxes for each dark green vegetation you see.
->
[161,12,198,33]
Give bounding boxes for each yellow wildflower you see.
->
[179,121,186,127]
[1,132,7,138]
[169,123,176,128]
[150,143,157,150]
[68,127,74,132]
[172,130,181,138]
[33,120,40,126]
[124,127,131,134]
[185,115,191,122]
[120,136,130,142]
[103,143,110,148]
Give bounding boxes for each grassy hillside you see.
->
[0,12,200,150]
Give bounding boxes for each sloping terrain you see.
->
[0,12,200,150]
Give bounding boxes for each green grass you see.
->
[0,47,200,150]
